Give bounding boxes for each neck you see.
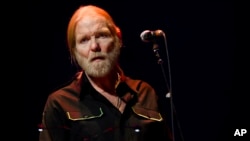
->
[86,70,121,95]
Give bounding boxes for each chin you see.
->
[87,65,111,77]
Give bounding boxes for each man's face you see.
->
[74,14,120,77]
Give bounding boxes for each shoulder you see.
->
[124,76,155,93]
[47,71,83,102]
[123,76,158,105]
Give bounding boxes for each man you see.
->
[39,5,172,141]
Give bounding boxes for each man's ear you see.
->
[115,27,123,48]
[116,27,122,40]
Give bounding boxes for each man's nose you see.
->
[90,36,100,52]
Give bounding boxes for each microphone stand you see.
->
[152,40,176,141]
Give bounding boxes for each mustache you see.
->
[89,53,107,62]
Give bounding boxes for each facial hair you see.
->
[80,46,120,78]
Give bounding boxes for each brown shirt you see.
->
[39,71,172,141]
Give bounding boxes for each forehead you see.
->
[76,16,110,34]
[79,14,107,25]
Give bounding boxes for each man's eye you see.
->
[80,38,89,43]
[97,33,110,38]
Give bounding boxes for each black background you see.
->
[30,0,241,141]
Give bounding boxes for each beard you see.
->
[77,46,120,78]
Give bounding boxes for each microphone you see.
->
[140,29,164,42]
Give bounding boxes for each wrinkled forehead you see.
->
[75,16,110,36]
[75,9,117,37]
[78,13,108,25]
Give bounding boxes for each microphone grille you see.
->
[140,30,152,42]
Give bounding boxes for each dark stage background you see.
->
[31,0,240,141]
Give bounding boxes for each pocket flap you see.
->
[66,107,103,121]
[132,106,163,121]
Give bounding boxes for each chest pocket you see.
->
[66,107,104,121]
[132,106,163,121]
[61,87,104,121]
